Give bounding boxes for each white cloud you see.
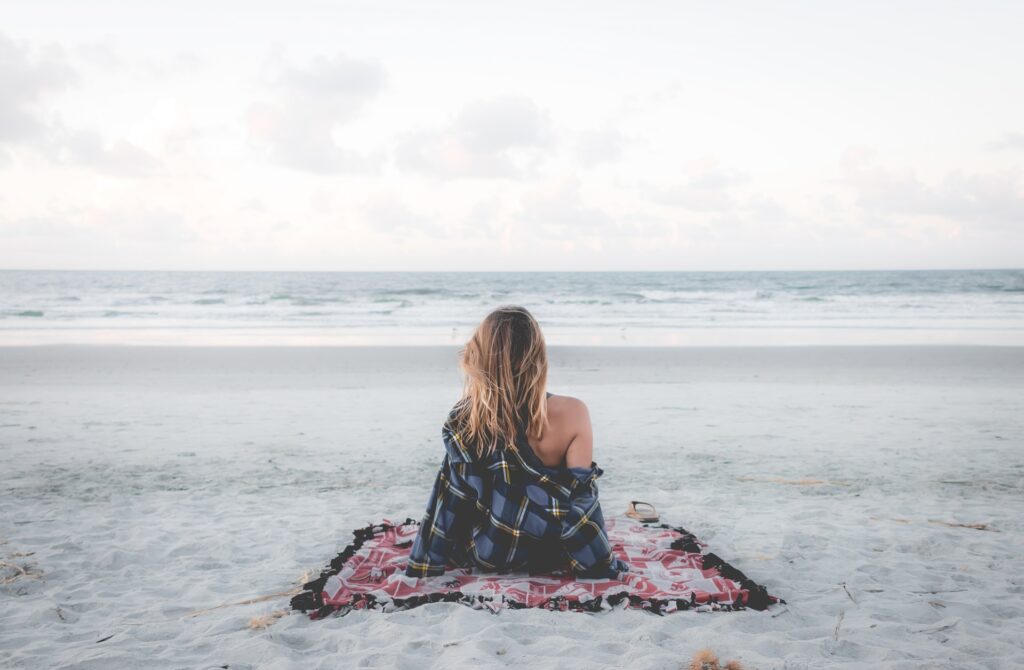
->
[841,148,1024,230]
[649,159,748,213]
[460,196,509,239]
[0,32,77,146]
[362,194,443,238]
[0,33,184,177]
[989,132,1024,151]
[396,96,553,179]
[514,176,667,240]
[575,128,626,165]
[2,1,1023,271]
[47,127,162,177]
[245,49,385,173]
[1,203,196,260]
[71,42,124,71]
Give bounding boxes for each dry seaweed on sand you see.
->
[927,519,997,531]
[689,648,745,670]
[185,570,313,618]
[869,516,997,531]
[249,609,289,630]
[736,475,849,486]
[0,560,44,585]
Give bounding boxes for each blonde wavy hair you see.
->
[453,306,549,456]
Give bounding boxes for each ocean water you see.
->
[0,269,1021,345]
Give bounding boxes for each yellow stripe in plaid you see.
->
[404,406,625,580]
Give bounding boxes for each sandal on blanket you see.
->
[625,500,659,523]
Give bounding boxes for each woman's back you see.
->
[404,306,625,579]
[525,393,593,469]
[404,401,625,579]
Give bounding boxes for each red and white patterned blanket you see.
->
[291,517,782,617]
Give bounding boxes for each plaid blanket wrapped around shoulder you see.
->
[404,408,627,580]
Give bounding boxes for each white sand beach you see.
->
[1,345,1022,669]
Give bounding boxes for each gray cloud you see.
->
[456,97,551,153]
[363,195,443,237]
[745,195,791,225]
[396,96,553,179]
[2,204,194,245]
[575,128,626,165]
[48,127,162,177]
[649,162,749,212]
[642,162,799,237]
[0,32,77,146]
[520,182,612,235]
[71,41,204,78]
[246,50,385,173]
[274,53,383,101]
[989,132,1024,151]
[72,42,125,71]
[460,197,507,238]
[842,149,1024,230]
[0,33,168,177]
[516,177,666,239]
[695,195,796,238]
[1,204,198,270]
[145,51,204,78]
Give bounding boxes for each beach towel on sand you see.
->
[291,517,782,617]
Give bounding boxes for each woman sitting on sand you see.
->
[405,306,627,579]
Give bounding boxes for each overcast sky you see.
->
[2,1,1022,271]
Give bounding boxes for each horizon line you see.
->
[0,267,1021,274]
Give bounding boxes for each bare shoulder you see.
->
[546,394,591,426]
[547,394,593,468]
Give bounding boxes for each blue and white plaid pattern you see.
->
[405,408,628,579]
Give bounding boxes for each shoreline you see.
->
[2,326,1023,347]
[5,345,1023,388]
